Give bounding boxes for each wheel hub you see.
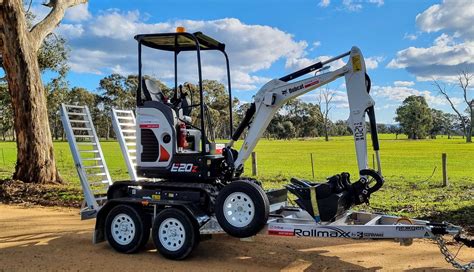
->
[111,213,136,246]
[223,192,255,228]
[159,218,186,251]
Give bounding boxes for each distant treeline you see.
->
[0,74,467,142]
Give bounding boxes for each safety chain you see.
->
[436,235,474,271]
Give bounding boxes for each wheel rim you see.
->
[223,192,255,228]
[159,218,186,251]
[111,213,136,245]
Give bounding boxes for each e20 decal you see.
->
[170,163,198,173]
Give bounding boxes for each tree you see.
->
[429,109,455,139]
[317,87,334,141]
[0,0,86,183]
[46,78,69,140]
[281,121,296,140]
[395,95,433,139]
[434,71,473,143]
[97,74,138,139]
[0,83,13,141]
[387,124,403,139]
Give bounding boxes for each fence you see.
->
[0,141,471,188]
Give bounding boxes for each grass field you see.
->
[0,134,472,226]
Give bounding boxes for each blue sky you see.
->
[32,0,473,124]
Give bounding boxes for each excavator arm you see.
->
[228,47,382,179]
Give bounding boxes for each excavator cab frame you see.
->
[135,31,234,155]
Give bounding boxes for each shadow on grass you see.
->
[419,205,474,234]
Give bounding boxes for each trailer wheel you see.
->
[105,205,150,254]
[152,208,198,260]
[215,181,269,238]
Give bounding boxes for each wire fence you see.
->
[0,141,472,188]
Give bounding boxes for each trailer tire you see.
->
[215,181,269,238]
[105,205,150,254]
[152,208,198,260]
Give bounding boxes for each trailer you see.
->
[61,27,473,270]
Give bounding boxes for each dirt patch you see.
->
[1,204,473,271]
[0,179,81,208]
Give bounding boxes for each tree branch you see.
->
[458,70,472,106]
[29,0,87,51]
[433,79,467,134]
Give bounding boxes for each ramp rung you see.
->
[118,116,134,120]
[120,123,135,126]
[79,150,99,153]
[77,142,96,146]
[82,158,102,161]
[72,127,92,131]
[67,112,86,116]
[70,120,89,123]
[84,165,104,169]
[65,105,86,109]
[87,173,107,177]
[121,129,135,133]
[114,109,132,114]
[75,135,94,138]
[129,156,136,160]
[126,142,135,146]
[124,136,135,139]
[128,149,136,153]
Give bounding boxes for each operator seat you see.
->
[141,78,176,130]
[144,79,167,102]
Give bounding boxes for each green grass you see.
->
[0,134,472,226]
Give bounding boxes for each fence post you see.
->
[310,153,315,179]
[251,152,258,176]
[442,153,448,187]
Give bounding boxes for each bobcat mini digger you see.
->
[61,28,473,269]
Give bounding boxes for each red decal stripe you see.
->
[140,124,159,128]
[268,230,294,236]
[304,80,320,88]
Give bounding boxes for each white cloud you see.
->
[319,0,331,7]
[387,34,474,81]
[403,33,418,41]
[373,85,463,106]
[416,0,474,39]
[389,0,474,81]
[393,81,415,87]
[65,3,91,22]
[343,0,363,11]
[286,55,346,71]
[368,0,384,6]
[61,11,311,91]
[311,41,321,50]
[365,56,384,70]
[57,23,84,38]
[342,0,384,12]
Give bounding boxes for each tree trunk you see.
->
[324,119,329,142]
[0,1,61,184]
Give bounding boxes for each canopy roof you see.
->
[135,32,226,52]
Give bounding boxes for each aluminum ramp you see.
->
[60,104,112,219]
[111,108,142,181]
